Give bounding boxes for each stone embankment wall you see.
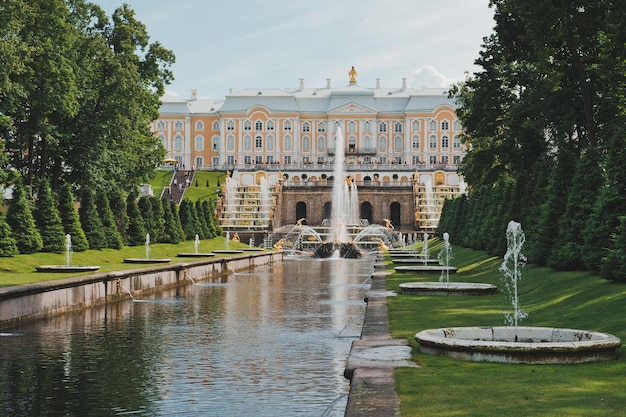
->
[0,252,282,329]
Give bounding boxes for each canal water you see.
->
[0,256,374,416]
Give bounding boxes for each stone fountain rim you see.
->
[415,326,621,352]
[400,282,496,290]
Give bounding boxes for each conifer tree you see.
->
[149,196,166,243]
[57,182,89,252]
[96,191,123,249]
[6,178,43,254]
[138,196,155,241]
[0,211,18,257]
[79,189,106,250]
[202,200,217,238]
[34,179,66,253]
[160,198,180,244]
[195,200,209,239]
[109,188,129,245]
[600,216,626,281]
[178,199,201,240]
[126,191,147,246]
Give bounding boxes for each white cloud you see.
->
[410,66,456,89]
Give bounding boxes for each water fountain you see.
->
[414,221,621,363]
[398,233,495,295]
[36,234,101,273]
[177,233,215,258]
[124,233,171,263]
[394,233,458,274]
[213,231,244,254]
[314,127,361,259]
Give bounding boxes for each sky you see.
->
[98,0,495,99]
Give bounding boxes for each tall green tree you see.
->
[96,190,123,249]
[6,178,43,254]
[0,211,18,257]
[57,182,88,252]
[108,188,129,245]
[160,198,180,244]
[33,179,65,253]
[125,190,146,246]
[79,189,105,250]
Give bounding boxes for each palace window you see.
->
[453,155,461,165]
[255,155,263,164]
[441,156,449,164]
[244,135,252,150]
[364,121,371,132]
[212,156,220,166]
[453,120,461,131]
[429,135,437,148]
[394,122,403,133]
[441,120,450,130]
[195,121,204,131]
[174,135,183,152]
[453,135,462,148]
[267,135,274,150]
[430,155,437,164]
[212,121,220,131]
[317,122,326,133]
[442,135,449,148]
[429,120,437,131]
[348,136,356,152]
[412,135,420,148]
[174,121,183,131]
[212,135,220,150]
[379,122,387,133]
[284,155,291,165]
[317,136,326,151]
[158,134,166,149]
[284,120,292,131]
[378,136,387,150]
[226,155,235,164]
[348,121,356,133]
[226,120,235,131]
[255,120,263,131]
[157,121,166,131]
[267,120,274,131]
[244,155,252,164]
[244,120,252,131]
[302,122,310,132]
[411,120,420,131]
[302,136,310,151]
[195,135,204,151]
[284,135,292,151]
[255,135,263,149]
[394,135,402,150]
[364,135,371,149]
[226,134,235,150]
[195,156,203,168]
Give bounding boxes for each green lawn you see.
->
[182,171,226,202]
[0,236,255,287]
[387,244,626,416]
[149,169,174,198]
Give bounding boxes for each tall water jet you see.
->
[499,220,528,334]
[421,233,430,265]
[145,233,151,260]
[194,234,200,254]
[65,234,73,267]
[328,127,359,245]
[437,232,452,284]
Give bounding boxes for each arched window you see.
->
[174,135,183,152]
[226,134,235,150]
[243,120,252,131]
[378,136,387,150]
[379,122,387,133]
[212,135,220,150]
[244,135,252,150]
[226,120,235,131]
[429,135,437,148]
[317,122,326,132]
[284,135,292,151]
[441,120,450,130]
[255,135,263,149]
[195,121,204,131]
[364,121,371,132]
[348,121,356,132]
[364,135,371,149]
[412,135,420,148]
[174,121,184,131]
[394,135,402,150]
[429,120,437,131]
[453,135,462,148]
[302,136,310,151]
[195,135,204,151]
[157,121,166,131]
[267,135,274,150]
[394,122,403,133]
[317,136,326,151]
[441,135,449,148]
[284,120,292,131]
[411,120,420,131]
[212,121,220,131]
[302,122,310,132]
[255,120,263,131]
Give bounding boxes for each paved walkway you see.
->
[344,258,418,417]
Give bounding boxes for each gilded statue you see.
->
[348,66,357,83]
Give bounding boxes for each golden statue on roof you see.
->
[348,66,357,83]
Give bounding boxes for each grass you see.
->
[149,170,174,197]
[0,236,254,287]
[182,171,226,202]
[387,244,626,416]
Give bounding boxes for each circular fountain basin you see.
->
[123,258,171,263]
[36,265,100,273]
[415,326,621,364]
[176,253,215,258]
[212,250,244,254]
[400,282,497,296]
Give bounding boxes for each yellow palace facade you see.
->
[153,70,467,232]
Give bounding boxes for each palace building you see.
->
[153,68,467,235]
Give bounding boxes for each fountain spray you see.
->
[499,221,528,334]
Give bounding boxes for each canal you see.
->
[0,256,375,416]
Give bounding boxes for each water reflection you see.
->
[0,257,373,416]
